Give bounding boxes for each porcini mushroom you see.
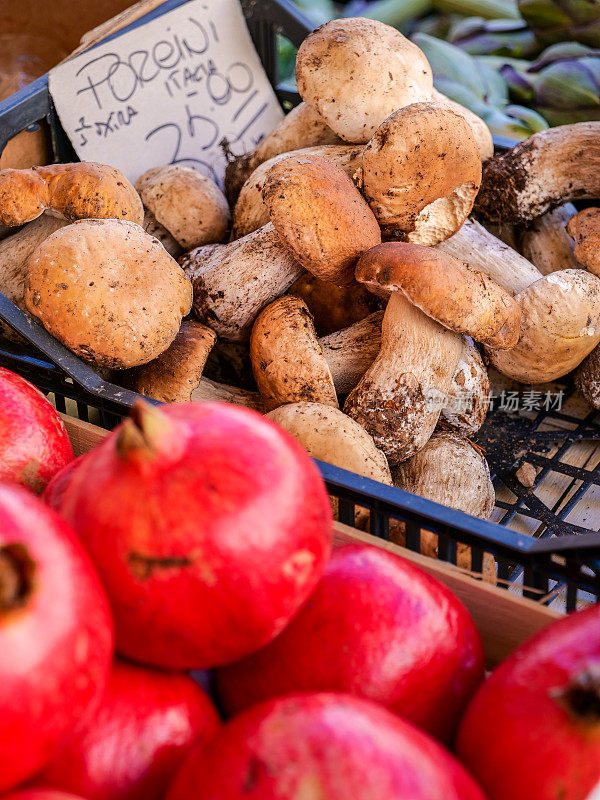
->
[438,219,600,383]
[251,296,384,408]
[357,101,482,244]
[136,164,230,250]
[224,102,342,204]
[24,219,192,369]
[393,431,494,518]
[518,204,579,274]
[344,242,520,464]
[184,155,381,339]
[475,122,600,224]
[431,88,493,162]
[233,144,364,239]
[263,154,381,284]
[128,320,263,410]
[251,295,338,411]
[266,401,392,486]
[296,18,433,144]
[0,162,143,227]
[391,431,496,580]
[566,207,600,275]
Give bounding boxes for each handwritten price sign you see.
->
[48,0,284,187]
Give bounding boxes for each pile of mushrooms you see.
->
[8,15,600,576]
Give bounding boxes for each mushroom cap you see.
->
[431,89,493,162]
[355,242,521,349]
[233,144,364,239]
[566,207,600,276]
[267,402,392,485]
[393,431,494,519]
[264,154,381,285]
[142,209,183,258]
[136,165,229,249]
[0,162,144,227]
[296,18,433,144]
[24,218,192,369]
[358,102,481,244]
[290,272,382,337]
[488,269,600,383]
[250,295,338,411]
[129,319,216,403]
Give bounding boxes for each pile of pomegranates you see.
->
[0,367,598,799]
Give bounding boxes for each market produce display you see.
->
[1,3,600,796]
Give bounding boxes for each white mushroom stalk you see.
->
[518,204,579,275]
[440,337,490,436]
[475,122,600,225]
[438,219,600,383]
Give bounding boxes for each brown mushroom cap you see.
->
[264,154,381,285]
[233,144,364,240]
[431,89,493,162]
[392,431,495,519]
[355,242,521,349]
[250,295,338,411]
[136,165,230,249]
[267,402,392,485]
[130,319,216,403]
[296,18,433,144]
[566,207,600,276]
[24,219,192,369]
[358,102,481,245]
[0,162,144,227]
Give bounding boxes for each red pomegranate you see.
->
[0,482,113,793]
[60,401,333,670]
[167,692,486,800]
[0,367,73,492]
[44,454,87,512]
[457,603,600,800]
[4,791,90,800]
[218,543,484,743]
[41,660,220,800]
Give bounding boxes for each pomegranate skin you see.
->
[457,604,600,800]
[218,544,484,743]
[41,660,220,800]
[167,692,486,800]
[43,454,87,512]
[4,791,90,800]
[0,367,73,492]
[61,401,333,669]
[0,482,114,793]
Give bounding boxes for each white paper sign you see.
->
[48,0,284,187]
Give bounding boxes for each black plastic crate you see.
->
[1,0,600,611]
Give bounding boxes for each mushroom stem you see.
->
[191,378,264,412]
[180,223,303,341]
[437,219,541,295]
[319,312,384,395]
[475,122,600,224]
[344,292,464,464]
